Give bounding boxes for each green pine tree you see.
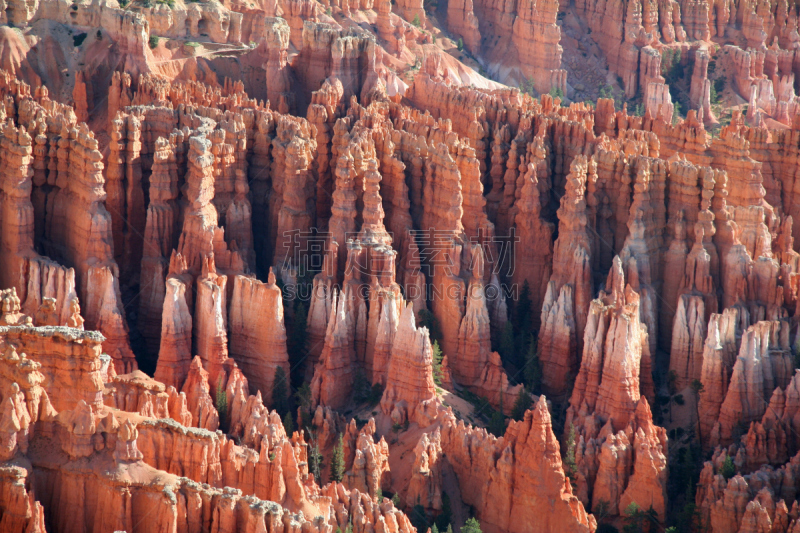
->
[488,409,506,437]
[720,454,735,479]
[564,424,578,484]
[523,336,541,393]
[411,503,428,533]
[432,340,444,385]
[510,388,532,421]
[435,492,452,530]
[282,411,294,436]
[330,434,345,483]
[272,366,289,416]
[308,435,325,484]
[295,383,312,431]
[513,281,532,331]
[499,321,515,366]
[289,301,308,387]
[215,375,227,431]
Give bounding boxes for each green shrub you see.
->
[411,14,421,27]
[457,37,463,51]
[519,76,536,97]
[149,35,159,49]
[215,376,227,430]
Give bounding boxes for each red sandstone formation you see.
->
[381,303,440,426]
[447,0,480,54]
[229,270,290,403]
[8,0,800,526]
[193,255,230,391]
[342,418,391,499]
[152,276,193,390]
[714,320,793,448]
[311,288,356,410]
[138,133,182,358]
[0,317,418,533]
[539,155,593,398]
[440,398,597,532]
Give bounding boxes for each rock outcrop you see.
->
[229,270,290,404]
[539,156,593,398]
[380,303,439,426]
[440,398,597,532]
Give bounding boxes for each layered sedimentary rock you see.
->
[713,320,793,448]
[513,146,555,328]
[342,418,391,499]
[407,429,443,511]
[311,289,356,410]
[0,325,106,413]
[539,156,593,397]
[193,255,230,391]
[698,307,748,449]
[567,257,653,432]
[380,303,439,426]
[0,308,420,533]
[560,256,666,519]
[153,275,193,390]
[440,398,597,532]
[695,444,800,533]
[229,270,290,403]
[265,17,295,114]
[9,11,800,529]
[447,0,480,54]
[668,229,717,390]
[138,134,182,359]
[689,47,717,125]
[512,0,566,95]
